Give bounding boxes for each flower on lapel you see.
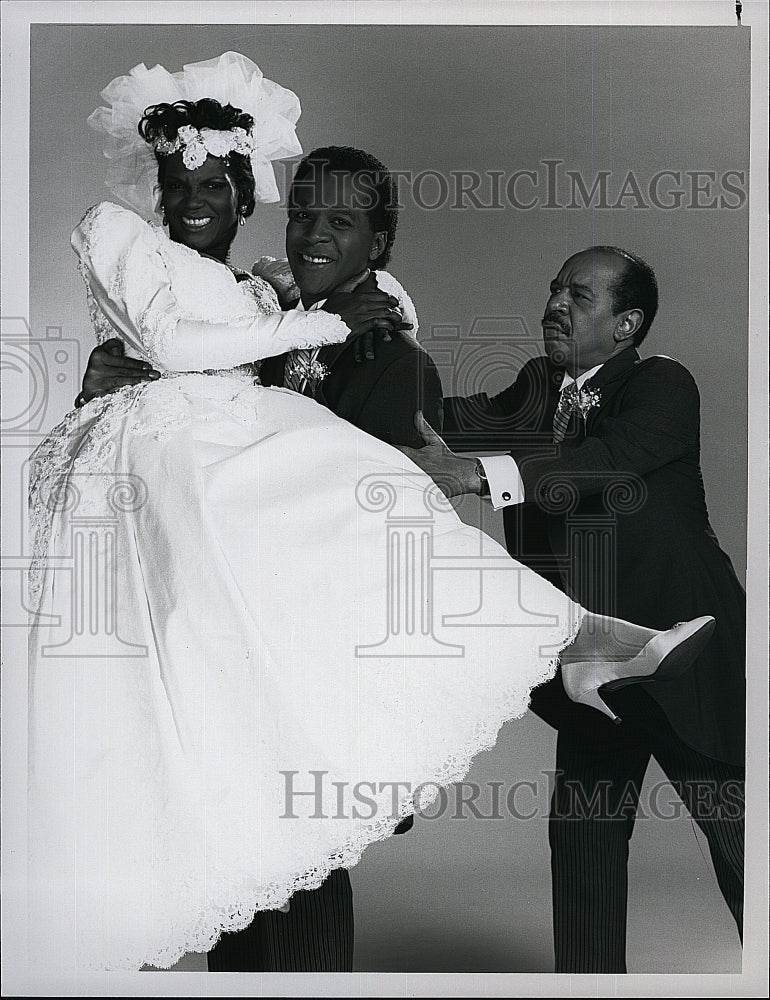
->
[285,353,330,395]
[575,387,601,422]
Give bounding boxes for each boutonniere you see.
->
[575,387,601,422]
[285,353,330,394]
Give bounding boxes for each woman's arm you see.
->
[71,203,351,372]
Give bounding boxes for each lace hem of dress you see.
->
[100,647,569,972]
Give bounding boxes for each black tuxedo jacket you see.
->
[259,331,444,449]
[443,347,746,765]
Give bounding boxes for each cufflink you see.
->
[502,491,511,501]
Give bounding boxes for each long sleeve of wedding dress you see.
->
[71,201,350,370]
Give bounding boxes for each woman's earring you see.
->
[238,209,246,227]
[162,211,167,226]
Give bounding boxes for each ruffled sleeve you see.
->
[71,202,350,372]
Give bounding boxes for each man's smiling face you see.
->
[286,168,385,307]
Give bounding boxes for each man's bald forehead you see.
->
[560,249,628,277]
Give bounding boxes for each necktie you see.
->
[284,347,319,394]
[552,381,580,444]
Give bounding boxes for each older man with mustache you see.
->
[402,245,746,973]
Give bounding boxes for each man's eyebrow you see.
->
[548,278,595,296]
[287,202,357,214]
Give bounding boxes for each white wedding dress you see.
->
[28,202,582,972]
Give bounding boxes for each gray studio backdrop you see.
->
[29,23,748,973]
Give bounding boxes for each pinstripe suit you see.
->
[443,346,745,971]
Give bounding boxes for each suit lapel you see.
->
[581,347,640,433]
[543,346,639,439]
[585,346,640,393]
[543,363,565,429]
[318,339,353,371]
[313,341,355,407]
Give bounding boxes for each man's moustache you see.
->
[542,314,570,334]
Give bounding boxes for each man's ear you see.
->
[614,308,643,343]
[369,231,387,262]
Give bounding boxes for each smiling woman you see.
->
[139,98,255,262]
[161,156,240,258]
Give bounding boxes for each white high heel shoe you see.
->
[561,616,716,724]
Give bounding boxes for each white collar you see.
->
[560,362,604,392]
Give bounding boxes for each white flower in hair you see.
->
[199,127,235,158]
[181,135,208,169]
[232,127,253,156]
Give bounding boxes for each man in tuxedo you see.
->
[258,145,442,447]
[76,145,439,973]
[401,245,746,972]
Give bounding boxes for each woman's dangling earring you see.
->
[162,210,167,227]
[238,208,246,227]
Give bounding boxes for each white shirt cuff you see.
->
[478,455,525,509]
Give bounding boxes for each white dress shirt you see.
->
[478,362,605,510]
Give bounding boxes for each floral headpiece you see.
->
[154,124,255,170]
[87,52,302,218]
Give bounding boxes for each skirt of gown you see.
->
[27,370,582,972]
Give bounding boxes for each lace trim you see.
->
[284,308,349,350]
[78,205,124,346]
[77,203,104,250]
[137,305,177,368]
[229,269,281,317]
[103,647,567,971]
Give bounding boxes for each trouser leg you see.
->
[207,868,354,972]
[549,715,651,973]
[631,691,745,942]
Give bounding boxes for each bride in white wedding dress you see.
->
[27,53,714,973]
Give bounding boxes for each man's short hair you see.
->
[589,245,659,346]
[289,146,398,269]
